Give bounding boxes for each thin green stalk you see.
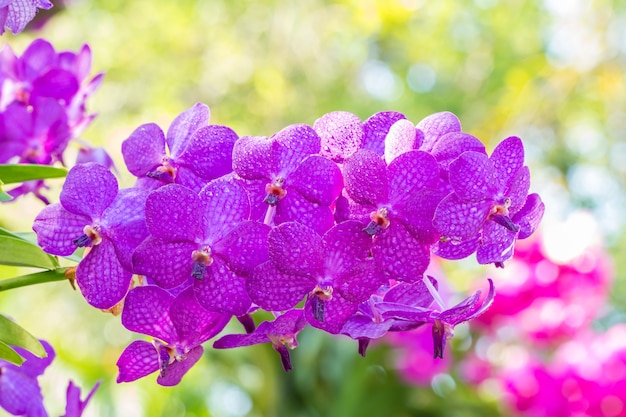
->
[0,268,71,291]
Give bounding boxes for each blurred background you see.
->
[1,0,626,415]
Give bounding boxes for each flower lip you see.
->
[264,177,287,206]
[146,157,177,183]
[364,207,390,236]
[191,247,213,280]
[72,224,102,247]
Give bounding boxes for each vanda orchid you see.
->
[25,102,543,389]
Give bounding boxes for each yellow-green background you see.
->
[1,0,625,415]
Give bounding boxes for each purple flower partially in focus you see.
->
[117,285,230,386]
[340,148,440,280]
[33,163,149,309]
[247,221,385,334]
[0,339,99,417]
[361,111,407,156]
[0,340,53,417]
[122,103,237,192]
[232,123,343,234]
[433,136,544,265]
[0,0,52,35]
[340,277,436,356]
[383,278,495,358]
[213,309,308,371]
[313,111,364,163]
[132,178,269,316]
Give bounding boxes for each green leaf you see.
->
[0,314,46,358]
[0,340,24,365]
[0,164,67,184]
[0,235,58,269]
[0,180,11,201]
[0,268,70,291]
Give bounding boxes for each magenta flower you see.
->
[132,178,269,316]
[213,309,308,371]
[341,148,440,280]
[232,123,343,234]
[313,111,364,163]
[247,220,385,334]
[0,340,98,417]
[361,111,407,156]
[117,285,230,386]
[0,0,52,35]
[33,163,149,309]
[121,103,237,192]
[433,136,544,265]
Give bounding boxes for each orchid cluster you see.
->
[0,339,99,417]
[31,102,544,386]
[0,38,103,202]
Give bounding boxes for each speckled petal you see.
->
[214,309,306,348]
[433,193,492,240]
[167,103,210,157]
[304,292,358,334]
[121,286,176,341]
[5,0,37,34]
[448,151,497,201]
[275,124,321,175]
[490,136,524,190]
[290,155,343,206]
[76,239,132,309]
[116,340,159,383]
[121,123,165,177]
[343,149,388,206]
[200,176,250,243]
[60,163,118,218]
[103,187,149,271]
[397,186,447,244]
[144,184,203,241]
[232,135,275,180]
[323,220,373,277]
[384,278,436,308]
[416,111,462,152]
[341,314,394,339]
[314,111,364,162]
[177,125,238,181]
[132,237,196,289]
[335,261,386,304]
[430,132,486,179]
[33,203,91,256]
[387,150,438,205]
[247,261,313,311]
[514,193,544,240]
[157,346,204,387]
[170,286,230,346]
[476,222,516,265]
[384,119,423,164]
[274,190,335,235]
[173,166,209,193]
[431,236,479,260]
[362,111,406,156]
[213,221,270,277]
[267,221,324,276]
[507,166,530,212]
[372,222,430,281]
[194,256,252,316]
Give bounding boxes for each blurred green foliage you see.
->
[1,0,626,416]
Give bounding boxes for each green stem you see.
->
[0,268,71,291]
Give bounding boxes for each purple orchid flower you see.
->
[341,277,437,356]
[382,278,495,358]
[340,148,441,281]
[0,0,52,35]
[432,136,544,265]
[247,220,385,334]
[121,103,237,192]
[360,111,407,156]
[33,163,149,309]
[117,285,230,386]
[232,123,343,234]
[132,177,269,316]
[0,340,98,417]
[416,111,462,153]
[213,309,308,371]
[313,111,365,163]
